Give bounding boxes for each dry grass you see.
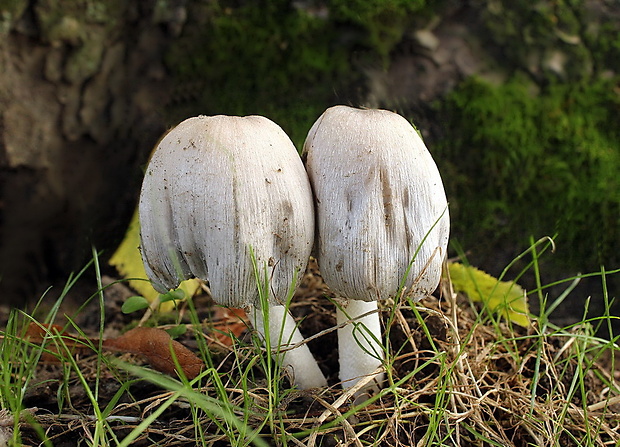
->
[2,262,620,446]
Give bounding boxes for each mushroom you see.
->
[139,115,327,389]
[303,105,449,393]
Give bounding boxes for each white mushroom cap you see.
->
[139,115,315,308]
[304,105,450,302]
[304,105,449,393]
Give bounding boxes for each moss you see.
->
[480,0,594,79]
[435,75,620,270]
[164,0,439,149]
[587,20,620,74]
[328,0,427,65]
[165,0,357,148]
[63,30,105,83]
[433,0,620,275]
[0,0,28,35]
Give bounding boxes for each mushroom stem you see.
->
[336,300,384,393]
[250,304,328,389]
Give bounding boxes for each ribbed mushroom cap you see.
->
[139,115,314,308]
[303,105,449,302]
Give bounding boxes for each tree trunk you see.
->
[0,1,184,303]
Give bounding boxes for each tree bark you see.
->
[0,1,184,302]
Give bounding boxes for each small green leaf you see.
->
[109,209,201,311]
[166,325,187,339]
[122,296,151,314]
[160,289,185,303]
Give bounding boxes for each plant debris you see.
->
[2,263,619,446]
[23,322,204,380]
[103,327,204,379]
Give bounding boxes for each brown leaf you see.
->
[211,307,249,347]
[22,322,204,379]
[103,327,204,379]
[24,322,66,341]
[24,322,94,362]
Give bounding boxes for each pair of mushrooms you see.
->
[139,105,449,393]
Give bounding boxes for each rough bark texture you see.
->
[0,1,183,301]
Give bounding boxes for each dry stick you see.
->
[415,306,482,384]
[311,396,363,447]
[280,430,307,447]
[78,417,95,444]
[587,394,620,412]
[306,367,385,447]
[225,387,267,406]
[142,392,178,416]
[374,409,402,447]
[38,412,195,443]
[523,422,545,447]
[138,294,163,327]
[567,404,617,442]
[482,373,545,445]
[372,329,416,447]
[553,335,577,363]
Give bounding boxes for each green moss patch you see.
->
[436,75,619,270]
[164,0,354,149]
[163,0,434,149]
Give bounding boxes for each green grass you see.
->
[1,243,619,446]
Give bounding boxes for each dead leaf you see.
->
[24,322,94,361]
[24,322,66,341]
[448,262,530,327]
[23,322,204,379]
[210,307,249,347]
[103,327,204,379]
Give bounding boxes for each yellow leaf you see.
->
[109,209,200,310]
[448,262,530,327]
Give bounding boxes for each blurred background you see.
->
[0,0,618,329]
